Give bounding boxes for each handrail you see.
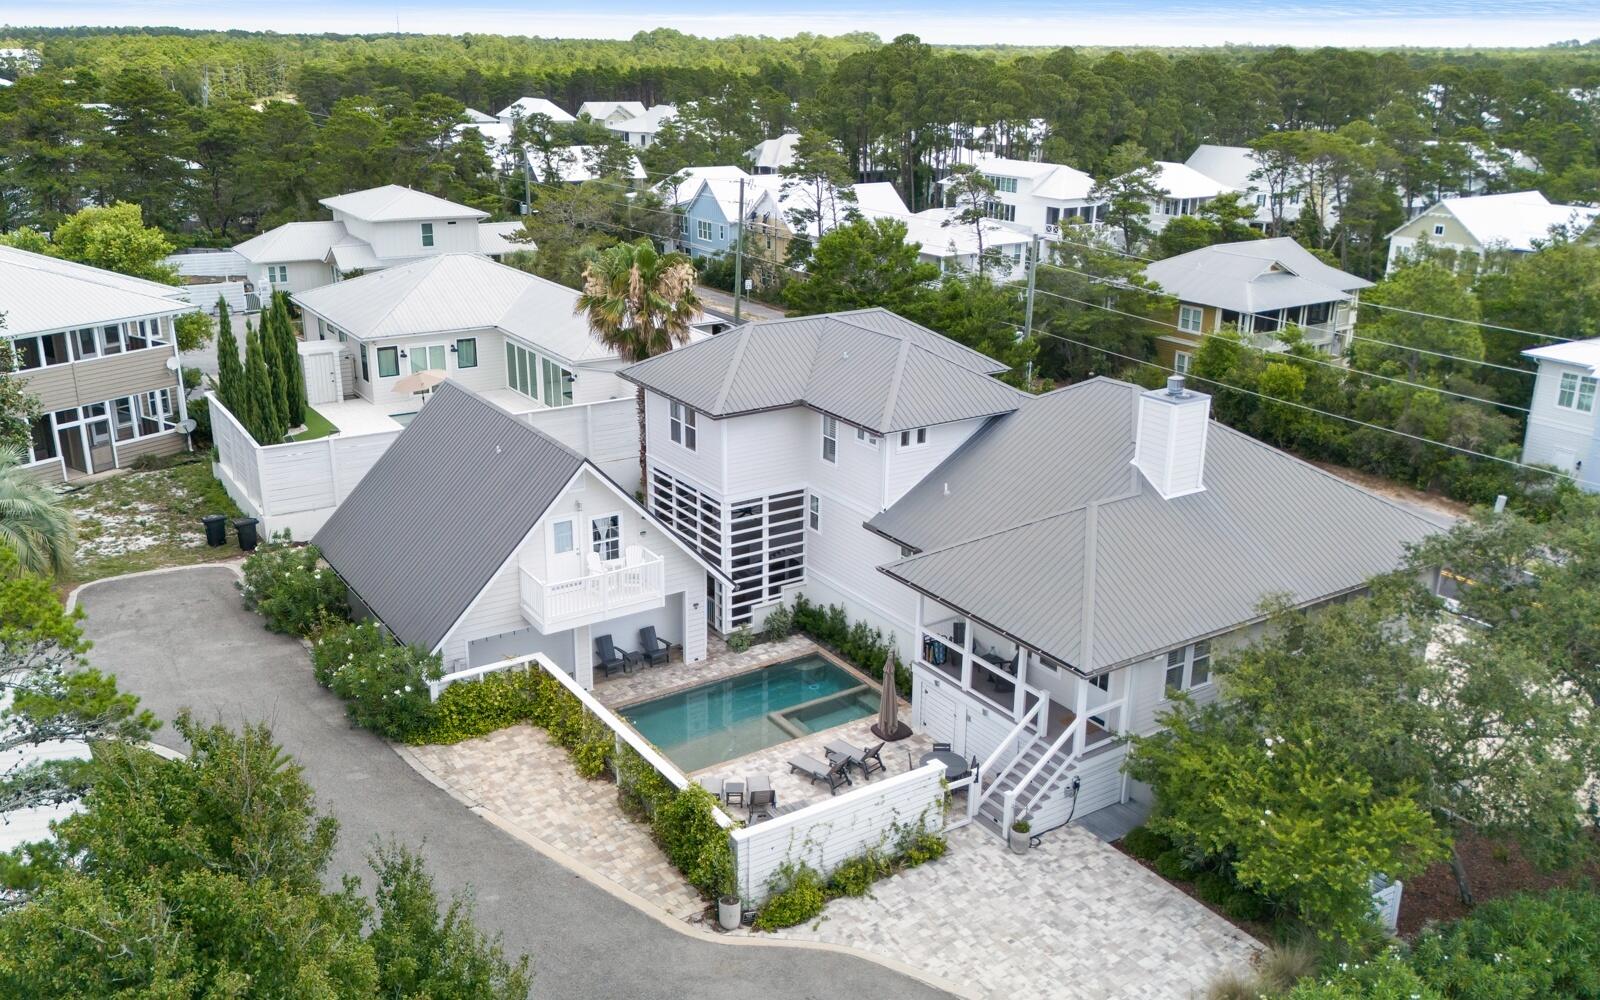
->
[1003,715,1082,832]
[1019,752,1076,818]
[968,694,1045,822]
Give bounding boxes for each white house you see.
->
[291,252,714,422]
[577,100,646,125]
[527,144,647,185]
[747,133,801,174]
[1145,161,1236,232]
[855,186,1030,277]
[1,245,194,482]
[945,154,1104,239]
[1520,338,1600,491]
[1385,190,1598,274]
[314,382,723,684]
[619,311,1441,831]
[1183,144,1310,229]
[495,97,575,126]
[606,104,676,149]
[232,185,521,296]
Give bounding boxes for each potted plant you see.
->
[1008,818,1032,855]
[717,871,743,930]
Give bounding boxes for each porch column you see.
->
[1072,672,1091,754]
[1012,648,1027,718]
[959,617,974,693]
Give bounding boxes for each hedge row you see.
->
[752,825,948,931]
[787,595,911,697]
[615,743,735,899]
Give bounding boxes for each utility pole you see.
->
[1023,234,1040,339]
[733,177,745,324]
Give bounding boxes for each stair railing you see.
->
[1002,714,1083,832]
[966,692,1045,823]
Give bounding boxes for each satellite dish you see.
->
[179,418,198,434]
[165,356,181,371]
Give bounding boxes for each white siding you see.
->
[722,408,815,499]
[883,417,986,506]
[334,215,481,260]
[357,328,505,413]
[804,410,885,514]
[804,503,919,661]
[252,260,335,295]
[572,360,635,404]
[645,390,724,490]
[1521,359,1600,488]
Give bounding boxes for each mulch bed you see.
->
[1397,828,1600,938]
[1112,840,1278,943]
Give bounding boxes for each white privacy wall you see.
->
[522,396,641,492]
[730,762,947,905]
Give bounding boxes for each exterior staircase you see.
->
[972,734,1075,839]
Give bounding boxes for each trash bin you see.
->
[233,517,259,552]
[202,514,228,547]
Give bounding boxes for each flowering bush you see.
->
[239,543,347,636]
[310,619,439,741]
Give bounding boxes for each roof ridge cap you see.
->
[880,336,913,429]
[1078,501,1100,671]
[714,327,755,412]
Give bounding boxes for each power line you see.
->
[1028,285,1531,414]
[1345,333,1536,375]
[1030,328,1572,482]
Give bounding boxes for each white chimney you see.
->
[1133,375,1211,499]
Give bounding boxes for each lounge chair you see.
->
[595,634,630,677]
[696,775,724,798]
[858,741,887,778]
[824,739,865,772]
[747,786,776,821]
[638,626,671,667]
[788,753,852,794]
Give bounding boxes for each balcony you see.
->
[520,546,666,633]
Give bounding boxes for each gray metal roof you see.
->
[873,378,1446,674]
[1142,237,1373,315]
[313,382,584,651]
[319,184,488,222]
[0,245,194,334]
[233,221,350,264]
[618,309,1023,434]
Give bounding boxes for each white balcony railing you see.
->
[520,547,666,632]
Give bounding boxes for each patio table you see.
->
[919,749,969,782]
[722,778,746,806]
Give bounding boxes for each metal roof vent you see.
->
[1133,375,1211,499]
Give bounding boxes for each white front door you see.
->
[304,351,340,405]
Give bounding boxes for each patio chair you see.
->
[747,786,776,821]
[696,775,724,798]
[824,739,866,773]
[594,634,630,678]
[858,741,887,778]
[788,753,852,794]
[638,626,671,667]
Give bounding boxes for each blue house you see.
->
[680,177,779,259]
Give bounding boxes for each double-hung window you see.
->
[1174,351,1191,375]
[696,219,713,242]
[455,337,478,368]
[899,427,927,448]
[1557,372,1597,413]
[1177,305,1205,334]
[669,401,697,450]
[1164,640,1212,694]
[820,415,837,463]
[808,494,821,531]
[420,223,435,248]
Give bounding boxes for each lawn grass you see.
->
[289,407,338,442]
[60,453,246,590]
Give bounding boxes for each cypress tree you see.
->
[214,296,244,416]
[274,292,307,427]
[243,324,283,444]
[235,319,259,435]
[261,300,291,434]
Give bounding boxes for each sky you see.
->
[7,0,1600,48]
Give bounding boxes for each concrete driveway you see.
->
[76,566,952,1000]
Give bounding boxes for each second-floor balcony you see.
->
[520,546,666,633]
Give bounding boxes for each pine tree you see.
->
[243,325,283,444]
[214,296,244,416]
[273,293,306,427]
[261,301,291,434]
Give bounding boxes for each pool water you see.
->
[621,655,878,771]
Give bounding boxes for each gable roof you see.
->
[233,220,348,264]
[1183,144,1262,192]
[291,253,619,362]
[0,245,193,334]
[963,155,1096,202]
[655,165,753,206]
[578,100,646,121]
[314,383,586,651]
[606,104,676,136]
[1151,160,1235,200]
[747,133,800,172]
[1143,237,1372,313]
[871,378,1445,674]
[619,309,1024,434]
[319,185,488,223]
[1408,191,1598,251]
[496,97,575,123]
[1523,337,1600,374]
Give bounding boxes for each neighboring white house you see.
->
[606,104,676,148]
[1,245,194,482]
[495,97,575,125]
[654,164,756,208]
[313,382,724,684]
[1145,161,1236,232]
[944,154,1104,239]
[233,185,518,295]
[1183,143,1313,229]
[855,186,1030,277]
[618,310,1443,831]
[1520,338,1600,491]
[1384,190,1599,274]
[526,144,647,185]
[747,133,801,174]
[577,100,646,125]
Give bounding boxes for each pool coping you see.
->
[606,641,906,776]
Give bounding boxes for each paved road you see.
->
[78,567,950,1000]
[694,284,787,323]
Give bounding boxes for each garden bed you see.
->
[1396,828,1600,938]
[1113,834,1279,944]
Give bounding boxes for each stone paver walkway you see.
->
[757,822,1262,1000]
[408,725,707,919]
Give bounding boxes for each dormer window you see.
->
[421,222,435,247]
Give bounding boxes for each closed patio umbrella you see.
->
[392,369,449,397]
[873,650,911,741]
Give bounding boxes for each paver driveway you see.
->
[76,566,952,1000]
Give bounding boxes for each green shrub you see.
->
[239,543,347,635]
[615,743,676,818]
[895,827,947,867]
[652,784,734,897]
[423,669,540,745]
[1405,887,1600,999]
[760,603,794,641]
[828,851,890,898]
[1194,871,1233,906]
[790,595,910,696]
[310,618,388,687]
[725,627,754,652]
[1155,849,1191,882]
[1121,825,1171,862]
[1223,890,1271,923]
[323,635,441,741]
[753,864,826,931]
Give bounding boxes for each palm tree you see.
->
[575,239,701,492]
[0,447,75,577]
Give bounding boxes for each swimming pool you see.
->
[621,655,878,771]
